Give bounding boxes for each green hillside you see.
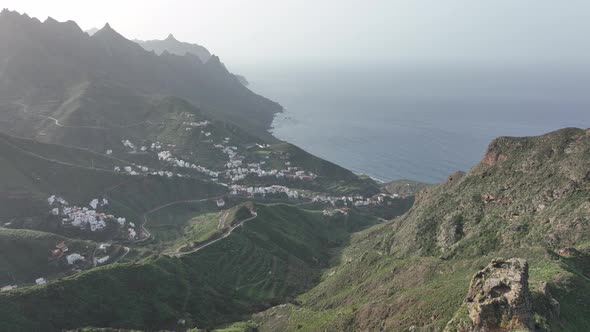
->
[246,128,590,331]
[0,228,96,286]
[0,203,378,331]
[0,133,226,238]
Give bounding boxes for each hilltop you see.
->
[245,128,590,331]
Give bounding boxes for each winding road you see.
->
[133,197,224,243]
[169,211,257,257]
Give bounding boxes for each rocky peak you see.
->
[446,258,535,332]
[94,22,118,38]
[481,137,510,167]
[166,33,176,41]
[0,8,16,17]
[44,16,58,24]
[0,8,33,23]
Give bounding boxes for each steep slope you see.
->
[135,33,212,62]
[0,133,226,239]
[250,128,590,331]
[0,228,96,286]
[0,10,377,195]
[135,34,250,86]
[0,10,281,137]
[0,203,379,331]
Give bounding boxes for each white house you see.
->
[66,253,85,265]
[216,198,226,208]
[35,278,46,285]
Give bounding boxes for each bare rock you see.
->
[447,258,535,332]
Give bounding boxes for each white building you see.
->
[66,253,85,265]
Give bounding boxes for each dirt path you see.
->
[169,212,257,257]
[134,197,224,243]
[0,135,116,173]
[13,100,176,130]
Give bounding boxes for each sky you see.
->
[3,0,590,68]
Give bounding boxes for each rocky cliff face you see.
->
[386,128,590,258]
[249,128,590,331]
[446,258,535,332]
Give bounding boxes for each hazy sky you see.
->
[3,0,590,68]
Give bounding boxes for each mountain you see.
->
[0,10,281,138]
[0,8,588,332]
[1,128,588,331]
[135,34,250,87]
[246,128,590,331]
[135,33,212,62]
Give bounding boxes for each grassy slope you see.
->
[0,228,96,286]
[250,128,590,331]
[2,81,377,196]
[0,203,379,331]
[382,179,433,197]
[0,133,226,231]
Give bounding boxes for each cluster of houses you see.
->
[112,131,321,188]
[213,142,317,183]
[50,242,91,267]
[48,195,133,236]
[223,162,317,183]
[157,150,220,178]
[183,120,210,128]
[229,184,300,199]
[121,139,177,155]
[312,193,400,208]
[113,165,149,176]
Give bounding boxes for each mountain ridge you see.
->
[0,9,281,139]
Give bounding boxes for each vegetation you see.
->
[0,203,379,331]
[247,128,590,331]
[0,228,96,286]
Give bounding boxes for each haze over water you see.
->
[245,64,590,183]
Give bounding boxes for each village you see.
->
[110,118,318,186]
[48,195,138,240]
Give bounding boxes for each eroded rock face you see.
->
[448,258,535,332]
[466,258,534,331]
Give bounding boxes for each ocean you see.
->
[242,64,590,183]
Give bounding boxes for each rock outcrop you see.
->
[446,258,535,332]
